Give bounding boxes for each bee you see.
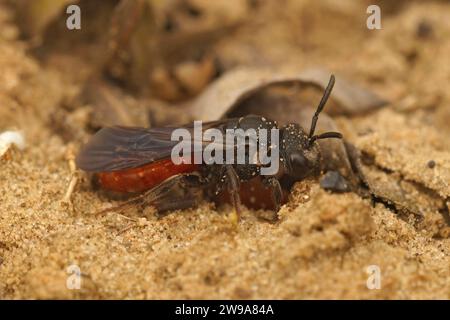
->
[76,75,342,222]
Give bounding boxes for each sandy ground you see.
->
[0,0,449,299]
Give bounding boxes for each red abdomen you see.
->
[216,177,288,210]
[97,159,199,193]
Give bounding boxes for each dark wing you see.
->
[76,120,237,172]
[76,126,180,172]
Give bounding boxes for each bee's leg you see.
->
[262,176,283,213]
[94,173,206,217]
[224,165,242,225]
[95,192,149,216]
[343,141,371,197]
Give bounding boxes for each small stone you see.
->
[320,171,350,193]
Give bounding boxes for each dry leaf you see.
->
[187,67,387,121]
[15,0,75,39]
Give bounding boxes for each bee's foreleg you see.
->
[262,176,283,213]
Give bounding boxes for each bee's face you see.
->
[281,124,321,180]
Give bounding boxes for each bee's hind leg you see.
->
[94,173,206,217]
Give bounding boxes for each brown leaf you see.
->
[80,78,149,129]
[186,67,387,121]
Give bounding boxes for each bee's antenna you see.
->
[308,74,335,139]
[309,131,342,145]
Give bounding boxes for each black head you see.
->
[281,75,342,180]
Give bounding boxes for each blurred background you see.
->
[2,0,449,140]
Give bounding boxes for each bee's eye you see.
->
[289,152,307,170]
